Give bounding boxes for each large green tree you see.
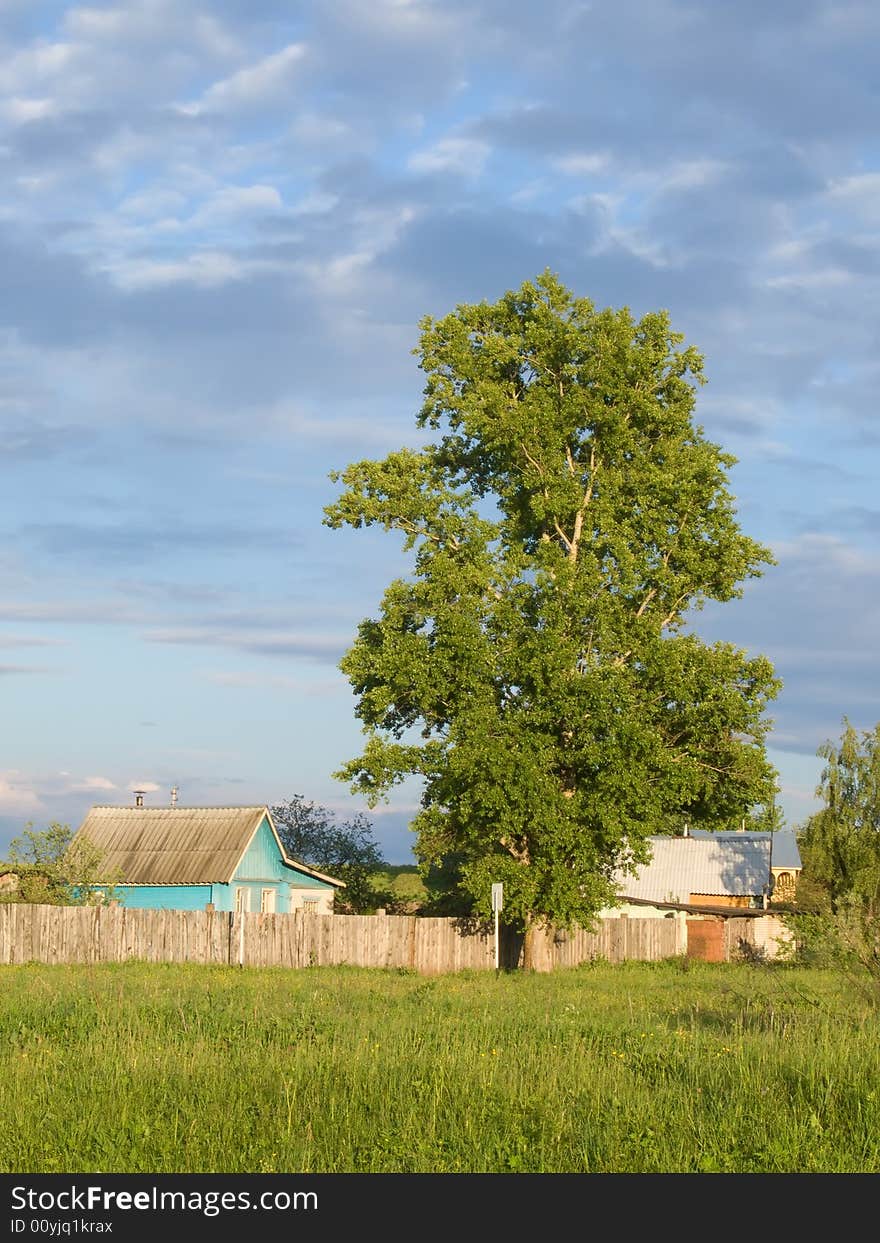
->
[325,272,780,959]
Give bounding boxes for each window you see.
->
[260,888,276,914]
[234,887,250,914]
[302,897,319,913]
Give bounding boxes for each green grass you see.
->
[369,866,427,909]
[1,959,878,1173]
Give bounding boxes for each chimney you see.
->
[682,823,689,837]
[170,786,179,808]
[133,790,145,808]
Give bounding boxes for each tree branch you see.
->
[394,518,461,550]
[568,445,597,564]
[635,587,657,618]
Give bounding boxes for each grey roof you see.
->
[72,805,344,887]
[689,829,802,870]
[615,834,777,902]
[691,830,800,870]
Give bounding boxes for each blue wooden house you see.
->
[72,804,344,913]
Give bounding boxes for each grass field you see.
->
[2,959,878,1173]
[369,865,428,911]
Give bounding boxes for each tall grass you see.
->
[1,959,877,1173]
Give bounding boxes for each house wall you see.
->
[115,885,212,911]
[288,887,335,914]
[235,817,297,882]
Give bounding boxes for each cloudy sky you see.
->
[1,0,877,862]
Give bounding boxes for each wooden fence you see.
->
[0,905,786,973]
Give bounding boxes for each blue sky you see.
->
[1,0,878,862]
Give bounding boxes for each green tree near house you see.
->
[798,720,880,914]
[324,271,781,963]
[787,721,880,994]
[2,821,117,905]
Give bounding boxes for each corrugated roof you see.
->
[615,834,773,902]
[71,805,344,887]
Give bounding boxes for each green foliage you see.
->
[368,866,428,913]
[271,795,385,913]
[789,721,880,996]
[325,271,781,931]
[419,851,475,916]
[7,822,73,869]
[3,822,118,906]
[797,720,880,913]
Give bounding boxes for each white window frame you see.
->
[260,887,276,914]
[234,887,250,914]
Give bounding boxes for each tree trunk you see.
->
[522,915,538,971]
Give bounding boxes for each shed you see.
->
[607,830,802,916]
[71,804,344,914]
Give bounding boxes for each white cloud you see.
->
[71,776,117,791]
[183,43,307,115]
[0,772,44,815]
[552,152,609,176]
[0,96,56,123]
[828,171,880,217]
[290,190,339,217]
[117,188,189,219]
[62,3,241,62]
[189,183,283,226]
[291,112,355,146]
[772,532,875,573]
[408,136,489,176]
[0,41,75,94]
[108,250,250,291]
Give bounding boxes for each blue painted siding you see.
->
[233,816,331,889]
[234,816,293,882]
[117,885,212,910]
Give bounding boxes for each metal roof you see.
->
[72,805,345,887]
[689,828,802,870]
[615,834,775,902]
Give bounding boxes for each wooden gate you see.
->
[686,917,724,962]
